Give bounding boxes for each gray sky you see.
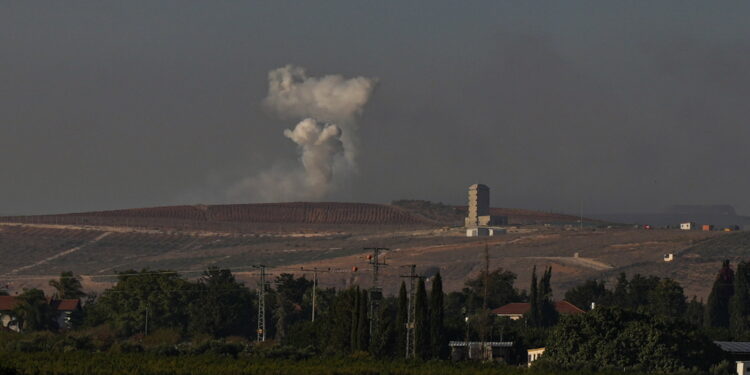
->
[2,1,749,215]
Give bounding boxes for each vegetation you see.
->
[4,260,748,374]
[543,307,722,373]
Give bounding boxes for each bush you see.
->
[544,307,722,373]
[141,328,182,348]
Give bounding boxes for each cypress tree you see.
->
[730,261,750,337]
[395,281,408,358]
[705,260,735,328]
[685,296,704,327]
[356,289,369,351]
[330,288,356,353]
[429,272,447,359]
[414,277,430,359]
[351,286,360,350]
[539,266,559,327]
[371,300,396,358]
[527,266,540,326]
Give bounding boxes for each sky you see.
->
[1,1,749,215]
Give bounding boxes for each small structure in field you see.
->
[703,224,714,231]
[680,222,695,230]
[664,253,675,262]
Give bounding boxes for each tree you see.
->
[329,287,356,353]
[429,272,447,359]
[350,287,360,350]
[95,269,192,336]
[544,307,722,372]
[12,288,56,331]
[463,268,521,311]
[188,267,254,338]
[627,274,660,310]
[49,271,86,300]
[684,296,704,327]
[730,261,750,337]
[564,279,611,311]
[356,289,369,351]
[395,281,408,358]
[705,260,735,328]
[370,298,396,358]
[612,273,629,308]
[538,266,558,327]
[647,278,686,317]
[414,277,430,359]
[526,266,540,326]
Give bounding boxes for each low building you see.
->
[527,347,545,367]
[0,296,81,332]
[703,224,714,231]
[680,222,695,230]
[714,342,750,375]
[449,341,514,362]
[664,253,675,262]
[492,300,584,320]
[466,227,507,237]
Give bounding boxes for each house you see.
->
[491,300,585,320]
[714,342,750,375]
[527,347,545,367]
[703,224,714,231]
[0,296,81,332]
[680,222,695,230]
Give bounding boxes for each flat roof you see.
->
[449,341,513,347]
[715,341,750,353]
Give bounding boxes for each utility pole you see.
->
[255,265,267,342]
[144,305,149,336]
[365,247,388,337]
[400,264,418,359]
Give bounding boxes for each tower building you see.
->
[465,183,508,229]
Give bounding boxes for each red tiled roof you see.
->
[491,302,530,315]
[51,299,81,311]
[491,300,584,316]
[554,300,585,314]
[0,296,18,311]
[0,296,80,311]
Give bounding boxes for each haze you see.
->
[1,1,749,215]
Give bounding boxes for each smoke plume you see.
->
[228,65,376,202]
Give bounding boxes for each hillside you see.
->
[0,202,436,230]
[0,202,742,302]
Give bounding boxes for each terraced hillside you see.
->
[0,202,741,301]
[0,202,436,232]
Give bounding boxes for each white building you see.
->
[527,347,545,366]
[680,222,695,230]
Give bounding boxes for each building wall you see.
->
[467,184,490,227]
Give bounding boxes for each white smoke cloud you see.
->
[283,118,344,198]
[263,65,376,165]
[228,65,376,202]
